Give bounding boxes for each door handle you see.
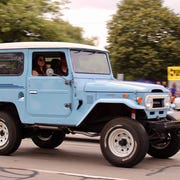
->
[29,90,38,94]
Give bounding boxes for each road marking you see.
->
[32,168,129,180]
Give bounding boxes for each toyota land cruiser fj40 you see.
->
[0,42,179,167]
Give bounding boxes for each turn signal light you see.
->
[122,93,129,98]
[136,97,143,104]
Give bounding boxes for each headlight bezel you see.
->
[145,94,171,110]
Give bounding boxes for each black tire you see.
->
[148,115,180,158]
[31,130,65,149]
[100,117,149,168]
[148,131,180,158]
[0,111,22,155]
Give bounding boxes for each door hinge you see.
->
[65,103,72,109]
[65,80,71,86]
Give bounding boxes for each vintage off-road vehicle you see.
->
[0,42,179,167]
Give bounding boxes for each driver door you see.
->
[26,50,72,118]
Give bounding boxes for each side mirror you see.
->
[46,68,54,76]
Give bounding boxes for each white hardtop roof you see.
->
[0,42,107,51]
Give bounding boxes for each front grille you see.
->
[153,98,164,108]
[145,94,170,110]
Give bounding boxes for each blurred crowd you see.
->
[156,81,180,98]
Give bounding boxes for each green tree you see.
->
[0,0,94,45]
[107,0,180,81]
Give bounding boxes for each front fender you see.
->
[94,98,145,109]
[75,98,145,126]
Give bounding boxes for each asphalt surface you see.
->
[0,137,179,180]
[169,110,180,120]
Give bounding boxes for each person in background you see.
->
[156,81,161,85]
[162,81,167,88]
[32,55,46,76]
[170,82,177,97]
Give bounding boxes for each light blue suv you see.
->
[0,42,179,167]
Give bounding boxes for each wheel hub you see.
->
[0,122,9,146]
[119,139,127,146]
[108,128,135,157]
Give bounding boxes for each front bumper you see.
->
[147,120,180,135]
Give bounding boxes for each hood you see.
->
[84,79,169,93]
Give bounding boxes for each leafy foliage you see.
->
[0,0,94,45]
[107,0,180,81]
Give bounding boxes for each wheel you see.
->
[31,130,65,149]
[147,114,180,159]
[0,111,22,155]
[100,117,149,168]
[148,131,180,158]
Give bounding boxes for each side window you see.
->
[0,52,24,76]
[32,52,68,76]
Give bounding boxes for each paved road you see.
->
[170,110,180,120]
[0,138,179,180]
[0,111,179,180]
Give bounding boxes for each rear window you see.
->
[0,52,24,76]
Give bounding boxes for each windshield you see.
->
[70,50,110,74]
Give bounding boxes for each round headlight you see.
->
[145,96,153,110]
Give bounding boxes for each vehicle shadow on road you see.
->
[13,139,180,170]
[14,140,106,167]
